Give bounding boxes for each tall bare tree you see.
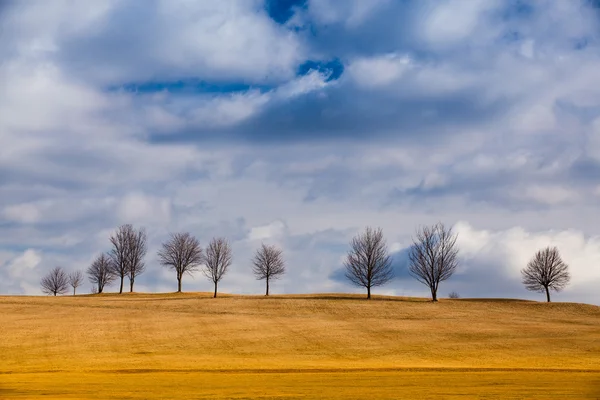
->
[68,270,84,295]
[344,227,393,299]
[87,253,116,294]
[126,226,147,292]
[109,224,130,294]
[203,237,232,298]
[158,232,203,293]
[41,266,69,296]
[252,243,285,296]
[109,224,147,293]
[521,246,570,302]
[408,222,459,302]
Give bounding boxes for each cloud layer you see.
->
[1,0,600,304]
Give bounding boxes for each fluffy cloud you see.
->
[1,0,599,305]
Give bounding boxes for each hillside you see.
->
[1,293,599,399]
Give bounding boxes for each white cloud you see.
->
[419,0,500,47]
[117,193,172,226]
[248,220,288,241]
[521,185,577,206]
[348,54,412,88]
[308,0,391,27]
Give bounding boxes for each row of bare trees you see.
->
[344,223,458,301]
[40,222,570,302]
[40,267,84,296]
[342,223,570,302]
[41,224,286,297]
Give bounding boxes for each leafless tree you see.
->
[521,246,570,302]
[68,270,84,295]
[40,266,69,296]
[408,222,459,302]
[109,224,130,294]
[252,243,285,296]
[448,291,460,299]
[126,226,147,292]
[109,224,147,293]
[344,227,393,299]
[203,237,232,298]
[87,253,116,294]
[158,232,203,293]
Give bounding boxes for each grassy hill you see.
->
[1,293,599,399]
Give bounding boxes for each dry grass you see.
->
[1,292,599,399]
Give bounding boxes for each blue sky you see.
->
[1,0,600,304]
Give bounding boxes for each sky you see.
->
[1,0,600,304]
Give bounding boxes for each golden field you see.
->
[0,292,599,399]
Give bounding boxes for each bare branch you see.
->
[521,246,570,302]
[40,267,69,296]
[202,237,232,298]
[87,253,116,294]
[68,270,84,295]
[158,232,203,293]
[344,226,393,299]
[252,243,285,296]
[408,222,459,302]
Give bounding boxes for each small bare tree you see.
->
[41,266,69,296]
[252,243,285,296]
[126,226,147,293]
[344,227,393,299]
[109,224,147,293]
[87,253,116,294]
[203,237,233,298]
[408,222,459,302]
[521,246,570,302]
[68,270,84,295]
[158,232,203,293]
[448,291,460,299]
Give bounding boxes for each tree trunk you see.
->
[98,285,103,294]
[129,279,134,293]
[119,276,124,294]
[367,286,371,299]
[431,288,437,302]
[545,286,551,302]
[214,281,218,298]
[177,277,182,293]
[266,278,269,296]
[73,287,76,296]
[53,292,57,296]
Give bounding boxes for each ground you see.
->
[1,293,599,399]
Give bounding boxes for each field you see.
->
[1,293,599,399]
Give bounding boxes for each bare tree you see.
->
[408,222,459,302]
[521,246,570,302]
[203,237,232,298]
[158,232,203,293]
[109,224,130,294]
[87,253,116,294]
[448,291,460,299]
[344,227,393,299]
[40,267,69,296]
[109,224,147,293]
[252,243,285,296]
[68,270,84,295]
[126,226,147,292]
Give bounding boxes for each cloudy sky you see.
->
[1,0,600,304]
